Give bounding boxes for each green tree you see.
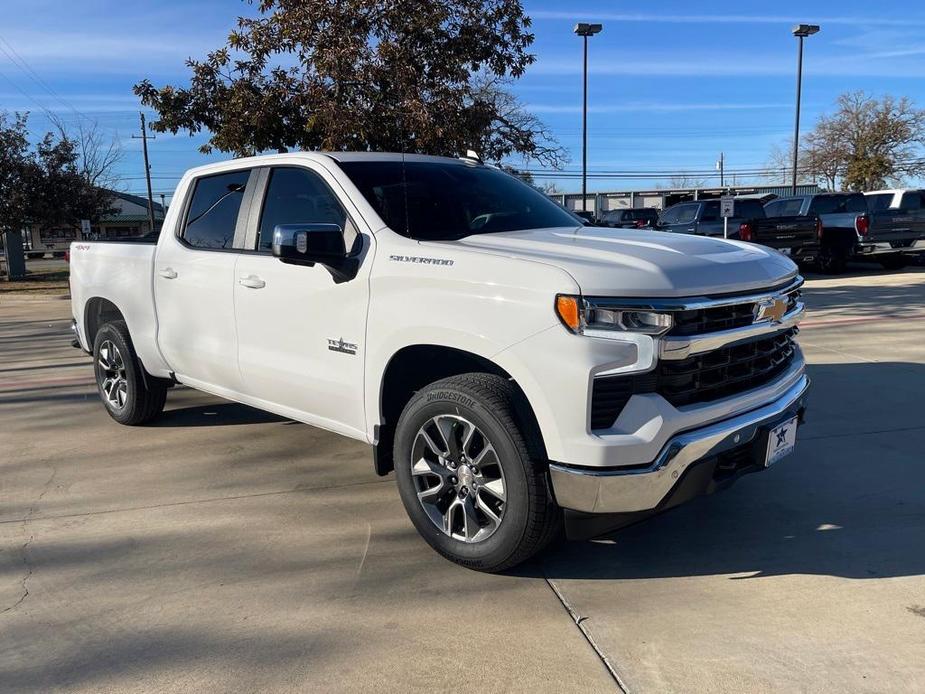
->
[134,0,565,166]
[803,92,925,191]
[0,112,117,279]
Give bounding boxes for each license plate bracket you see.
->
[765,416,798,467]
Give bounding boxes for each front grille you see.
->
[670,304,755,336]
[667,287,800,337]
[590,329,797,429]
[655,329,797,407]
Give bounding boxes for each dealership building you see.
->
[550,183,823,216]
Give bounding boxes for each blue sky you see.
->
[2,0,925,201]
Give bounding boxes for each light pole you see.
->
[574,22,602,216]
[791,23,820,195]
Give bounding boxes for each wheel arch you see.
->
[83,297,126,348]
[374,344,547,476]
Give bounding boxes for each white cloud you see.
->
[529,102,792,114]
[528,11,925,27]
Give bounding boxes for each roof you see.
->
[324,152,469,165]
[112,190,165,213]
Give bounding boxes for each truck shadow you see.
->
[527,360,925,582]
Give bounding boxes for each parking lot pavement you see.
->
[1,268,924,693]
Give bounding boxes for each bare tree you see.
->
[468,74,567,168]
[49,115,122,188]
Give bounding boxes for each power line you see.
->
[0,33,92,123]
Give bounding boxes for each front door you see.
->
[233,164,372,440]
[154,168,253,392]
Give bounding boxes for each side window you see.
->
[257,167,355,252]
[899,192,922,210]
[675,204,698,224]
[660,206,680,225]
[182,170,251,249]
[700,201,720,222]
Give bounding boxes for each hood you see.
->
[437,227,798,297]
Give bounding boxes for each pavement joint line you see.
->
[801,313,925,328]
[0,478,392,526]
[801,424,925,442]
[543,574,629,693]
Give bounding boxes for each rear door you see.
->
[232,164,373,439]
[154,168,253,392]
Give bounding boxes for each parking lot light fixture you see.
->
[574,22,603,216]
[791,24,820,195]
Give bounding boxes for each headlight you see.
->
[555,295,673,337]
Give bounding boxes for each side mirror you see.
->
[272,223,358,282]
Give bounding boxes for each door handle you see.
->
[238,275,266,289]
[159,268,178,279]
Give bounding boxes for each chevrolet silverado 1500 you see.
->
[70,153,809,571]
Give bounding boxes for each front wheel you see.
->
[93,321,167,425]
[393,373,560,572]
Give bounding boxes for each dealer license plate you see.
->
[765,416,798,467]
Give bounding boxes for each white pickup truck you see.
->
[70,153,809,571]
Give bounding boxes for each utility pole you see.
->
[717,152,725,187]
[133,112,157,232]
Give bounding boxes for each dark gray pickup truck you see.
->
[766,191,925,273]
[656,198,819,263]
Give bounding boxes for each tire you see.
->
[92,321,167,425]
[818,246,847,275]
[394,373,561,572]
[879,255,908,271]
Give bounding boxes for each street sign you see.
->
[720,197,735,239]
[80,219,91,238]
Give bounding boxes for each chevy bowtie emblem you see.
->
[754,296,788,324]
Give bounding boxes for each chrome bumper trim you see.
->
[582,276,803,312]
[549,374,810,514]
[659,303,804,360]
[856,240,925,255]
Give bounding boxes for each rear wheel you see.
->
[879,255,908,271]
[93,321,167,425]
[818,246,847,274]
[393,373,560,572]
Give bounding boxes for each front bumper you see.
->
[549,374,809,515]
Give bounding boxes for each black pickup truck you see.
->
[655,198,819,262]
[766,191,925,273]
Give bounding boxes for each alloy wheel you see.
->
[411,415,507,543]
[97,340,128,409]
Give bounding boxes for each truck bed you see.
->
[69,240,167,374]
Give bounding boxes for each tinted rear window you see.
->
[735,200,766,219]
[339,161,579,240]
[866,193,894,211]
[809,194,867,215]
[182,170,250,249]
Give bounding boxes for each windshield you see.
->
[338,160,580,240]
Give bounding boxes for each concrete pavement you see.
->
[1,268,924,692]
